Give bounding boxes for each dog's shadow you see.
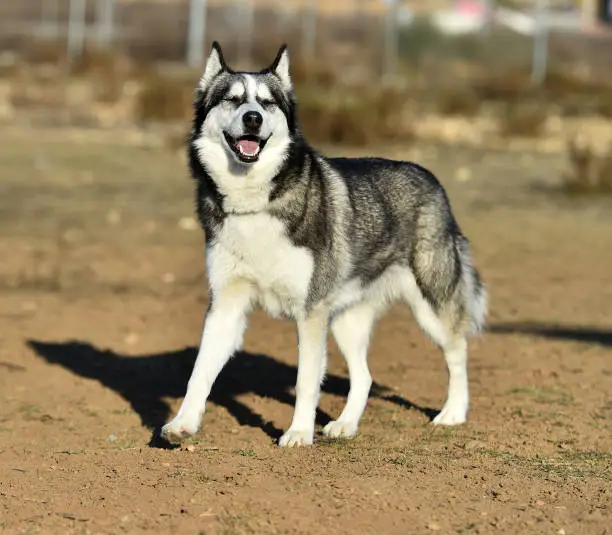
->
[27,340,438,447]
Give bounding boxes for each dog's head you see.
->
[191,42,297,184]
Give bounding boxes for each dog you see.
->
[161,42,487,447]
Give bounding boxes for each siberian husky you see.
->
[161,42,487,447]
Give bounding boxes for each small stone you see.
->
[80,170,94,184]
[557,530,566,535]
[124,332,139,346]
[21,301,37,312]
[185,445,195,452]
[427,522,441,531]
[455,166,472,182]
[178,217,198,231]
[61,228,81,243]
[107,434,117,442]
[106,210,121,225]
[162,272,176,284]
[143,221,157,233]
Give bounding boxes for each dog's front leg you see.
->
[279,307,329,447]
[161,281,253,443]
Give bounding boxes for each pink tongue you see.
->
[237,139,259,154]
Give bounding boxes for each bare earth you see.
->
[0,126,610,535]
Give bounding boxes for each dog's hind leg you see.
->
[432,336,469,425]
[400,271,471,426]
[323,302,376,438]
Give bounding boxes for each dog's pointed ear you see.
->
[269,44,291,91]
[199,41,227,90]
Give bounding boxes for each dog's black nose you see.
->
[243,111,263,131]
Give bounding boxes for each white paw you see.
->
[432,403,468,426]
[322,420,358,438]
[278,428,314,447]
[161,417,199,444]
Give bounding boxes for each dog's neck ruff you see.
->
[218,179,273,214]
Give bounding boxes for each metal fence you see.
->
[0,1,607,84]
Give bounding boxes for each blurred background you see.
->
[1,0,612,154]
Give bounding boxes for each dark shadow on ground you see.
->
[489,323,612,348]
[27,340,438,447]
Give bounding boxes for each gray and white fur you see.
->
[161,42,488,447]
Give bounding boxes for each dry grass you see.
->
[134,74,194,123]
[563,137,612,195]
[297,85,415,147]
[435,86,481,117]
[70,47,135,104]
[472,71,532,104]
[5,21,612,147]
[20,39,67,66]
[498,101,548,138]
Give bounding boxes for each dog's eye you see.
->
[259,99,276,109]
[224,96,242,106]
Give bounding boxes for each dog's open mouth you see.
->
[224,133,268,163]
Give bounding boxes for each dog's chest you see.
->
[207,213,314,317]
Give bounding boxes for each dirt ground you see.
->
[0,125,610,535]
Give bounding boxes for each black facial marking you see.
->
[224,95,245,107]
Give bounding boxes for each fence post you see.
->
[531,0,549,86]
[481,0,493,35]
[68,0,87,62]
[383,0,399,81]
[187,0,207,68]
[95,0,115,48]
[302,0,317,59]
[238,0,254,66]
[40,0,60,39]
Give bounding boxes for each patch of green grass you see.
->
[385,453,415,466]
[234,448,257,458]
[535,451,612,480]
[170,468,189,478]
[112,438,139,451]
[417,425,474,443]
[19,403,42,415]
[56,449,87,455]
[183,436,202,446]
[111,408,136,416]
[506,386,574,405]
[217,512,252,535]
[320,437,353,450]
[511,406,565,421]
[591,403,612,427]
[18,404,57,423]
[477,448,612,481]
[196,473,218,485]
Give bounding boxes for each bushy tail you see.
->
[458,237,488,335]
